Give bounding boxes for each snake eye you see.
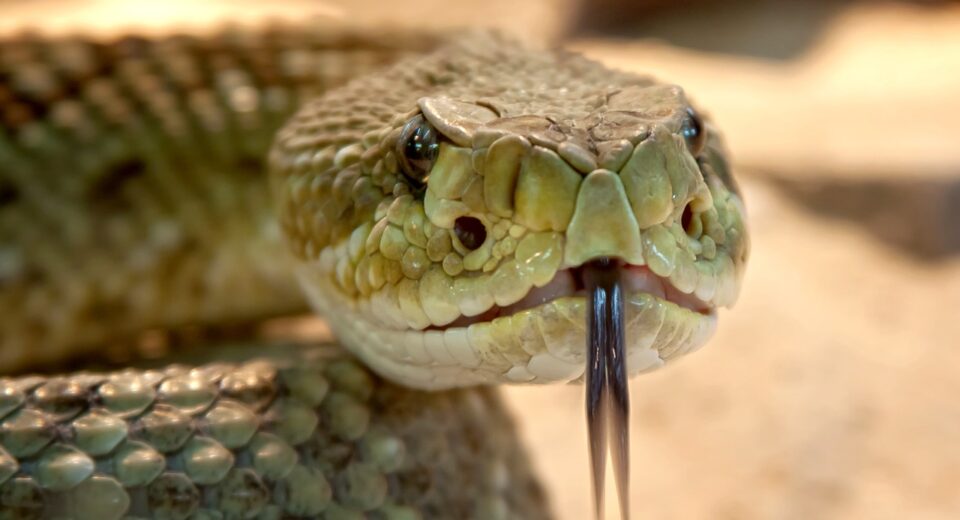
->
[397,114,440,186]
[681,107,706,157]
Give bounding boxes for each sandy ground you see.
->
[0,0,577,43]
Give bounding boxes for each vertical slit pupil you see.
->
[397,115,439,185]
[454,217,486,250]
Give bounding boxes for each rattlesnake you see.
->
[0,22,748,519]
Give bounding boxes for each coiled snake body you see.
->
[0,24,748,519]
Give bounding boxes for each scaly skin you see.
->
[0,25,749,518]
[271,33,749,388]
[0,343,547,519]
[0,26,549,519]
[0,24,439,370]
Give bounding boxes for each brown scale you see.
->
[0,27,438,371]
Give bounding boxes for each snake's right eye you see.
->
[681,107,707,157]
[396,114,440,187]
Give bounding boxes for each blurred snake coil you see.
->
[0,23,748,519]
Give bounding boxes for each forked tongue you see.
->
[584,258,630,520]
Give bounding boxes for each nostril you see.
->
[681,204,698,237]
[454,216,487,250]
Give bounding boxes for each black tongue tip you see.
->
[584,258,630,520]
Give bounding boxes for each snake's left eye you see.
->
[397,114,439,187]
[681,107,706,157]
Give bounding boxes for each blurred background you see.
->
[3,0,959,518]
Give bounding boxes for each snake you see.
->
[0,22,748,519]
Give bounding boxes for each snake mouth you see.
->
[435,263,713,331]
[298,256,719,389]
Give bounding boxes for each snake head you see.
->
[270,34,748,389]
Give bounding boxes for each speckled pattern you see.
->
[0,24,439,371]
[0,22,747,518]
[0,343,548,519]
[270,33,747,387]
[0,25,556,518]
